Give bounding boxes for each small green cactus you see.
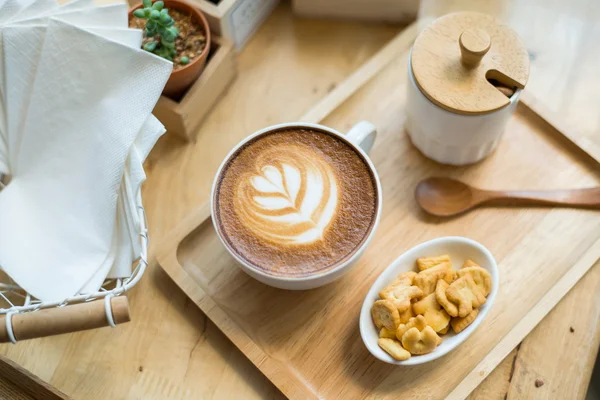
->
[133,0,184,63]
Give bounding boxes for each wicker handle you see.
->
[0,296,131,343]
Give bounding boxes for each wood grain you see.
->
[0,355,69,400]
[157,44,600,398]
[468,348,518,400]
[520,91,600,164]
[447,235,600,399]
[470,260,600,400]
[300,22,419,124]
[507,260,600,399]
[458,28,491,66]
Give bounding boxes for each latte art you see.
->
[235,146,338,245]
[214,128,378,277]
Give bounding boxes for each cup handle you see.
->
[346,121,377,154]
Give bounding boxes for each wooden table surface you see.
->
[1,1,599,399]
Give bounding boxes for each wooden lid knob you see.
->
[459,28,491,67]
[411,12,530,115]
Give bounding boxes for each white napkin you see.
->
[3,0,143,292]
[0,19,171,301]
[0,2,128,168]
[0,0,29,22]
[0,0,58,176]
[0,0,37,176]
[3,5,136,173]
[81,114,165,292]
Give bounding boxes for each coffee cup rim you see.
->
[210,122,383,283]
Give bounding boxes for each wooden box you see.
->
[192,0,278,49]
[292,0,419,23]
[153,36,236,141]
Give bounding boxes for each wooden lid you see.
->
[411,12,530,115]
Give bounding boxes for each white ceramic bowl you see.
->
[359,236,499,365]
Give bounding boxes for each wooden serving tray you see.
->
[156,27,600,399]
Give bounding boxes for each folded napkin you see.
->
[0,0,58,175]
[3,4,134,173]
[2,0,159,296]
[0,0,27,176]
[81,115,165,293]
[0,19,171,301]
[0,1,128,175]
[0,0,28,22]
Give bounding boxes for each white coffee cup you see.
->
[210,121,382,290]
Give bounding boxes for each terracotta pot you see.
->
[129,0,211,99]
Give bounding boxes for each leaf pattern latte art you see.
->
[235,145,339,245]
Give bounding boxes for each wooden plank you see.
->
[300,22,418,123]
[468,348,518,400]
[447,237,600,399]
[520,92,600,164]
[469,262,600,399]
[0,355,69,400]
[507,260,600,399]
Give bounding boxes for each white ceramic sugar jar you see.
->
[405,12,530,165]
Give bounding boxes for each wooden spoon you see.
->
[415,177,600,217]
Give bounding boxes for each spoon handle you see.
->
[482,187,600,208]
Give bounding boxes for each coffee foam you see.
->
[236,144,338,245]
[215,128,378,277]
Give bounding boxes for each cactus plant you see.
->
[133,0,181,63]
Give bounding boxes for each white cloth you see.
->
[0,19,171,301]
